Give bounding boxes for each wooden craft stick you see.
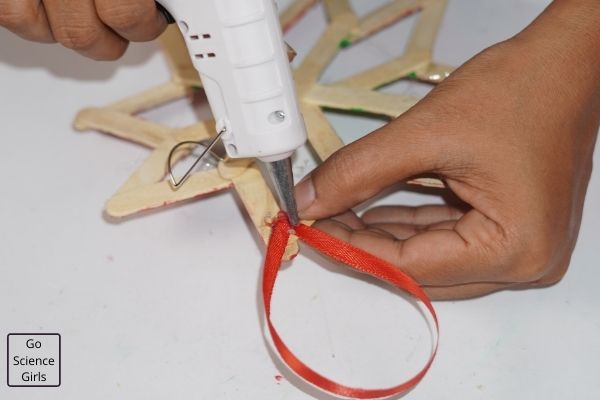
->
[172,121,214,142]
[405,0,447,55]
[323,0,353,20]
[114,124,212,194]
[334,49,431,90]
[218,159,255,181]
[106,82,190,114]
[294,14,358,95]
[302,103,344,161]
[280,0,320,32]
[347,0,422,44]
[74,108,171,148]
[116,143,178,194]
[307,85,419,118]
[106,169,232,217]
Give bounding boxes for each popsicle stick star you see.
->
[74,0,453,259]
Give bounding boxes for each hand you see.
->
[0,0,168,60]
[294,1,600,299]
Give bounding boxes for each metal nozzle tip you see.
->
[261,158,299,226]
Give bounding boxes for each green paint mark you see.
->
[192,86,203,91]
[407,71,418,79]
[350,107,364,113]
[339,36,352,49]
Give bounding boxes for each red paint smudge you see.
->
[274,374,284,383]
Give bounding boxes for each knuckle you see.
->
[470,215,509,257]
[55,25,100,51]
[537,271,566,287]
[97,2,144,32]
[536,250,572,287]
[0,3,32,27]
[504,236,555,283]
[467,216,551,283]
[507,260,549,283]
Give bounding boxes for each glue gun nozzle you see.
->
[261,158,299,227]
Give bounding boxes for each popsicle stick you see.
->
[333,49,430,90]
[106,169,232,218]
[323,0,353,20]
[106,82,190,114]
[74,108,171,148]
[173,121,214,142]
[117,143,176,194]
[405,0,447,55]
[218,158,255,180]
[307,85,419,118]
[347,0,422,44]
[280,0,320,32]
[294,13,358,95]
[302,104,344,161]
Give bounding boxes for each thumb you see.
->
[295,116,444,220]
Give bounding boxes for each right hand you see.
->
[294,1,600,299]
[0,0,169,60]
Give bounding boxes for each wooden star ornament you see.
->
[74,0,453,260]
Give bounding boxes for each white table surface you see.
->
[1,1,599,399]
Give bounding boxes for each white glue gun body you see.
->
[158,0,307,163]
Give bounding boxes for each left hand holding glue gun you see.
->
[0,0,169,60]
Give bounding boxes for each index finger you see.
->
[95,0,167,42]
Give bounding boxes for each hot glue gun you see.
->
[157,0,307,225]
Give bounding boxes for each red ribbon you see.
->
[263,213,439,399]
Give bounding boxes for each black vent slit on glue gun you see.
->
[190,34,212,40]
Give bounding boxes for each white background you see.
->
[1,0,599,399]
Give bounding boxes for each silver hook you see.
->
[167,128,226,189]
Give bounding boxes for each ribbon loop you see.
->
[263,212,439,399]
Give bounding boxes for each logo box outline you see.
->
[7,333,61,388]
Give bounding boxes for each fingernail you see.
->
[295,174,315,213]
